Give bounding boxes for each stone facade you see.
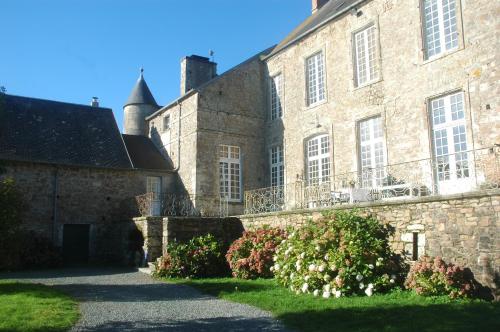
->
[264,0,499,186]
[239,190,500,295]
[2,160,175,263]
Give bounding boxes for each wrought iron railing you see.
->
[135,193,229,218]
[244,146,500,214]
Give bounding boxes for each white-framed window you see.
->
[219,145,241,201]
[270,73,284,121]
[422,0,459,59]
[270,145,284,187]
[306,51,326,106]
[430,92,469,183]
[354,25,379,87]
[163,115,170,132]
[306,135,331,185]
[358,116,386,188]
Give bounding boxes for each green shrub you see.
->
[273,210,404,298]
[154,234,229,278]
[405,255,475,299]
[226,227,287,279]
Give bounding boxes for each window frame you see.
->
[146,176,162,199]
[270,145,285,187]
[305,134,331,186]
[420,0,462,61]
[428,91,470,183]
[269,73,284,121]
[305,51,327,107]
[356,115,387,188]
[219,145,242,202]
[353,23,380,88]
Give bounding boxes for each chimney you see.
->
[312,0,329,14]
[180,55,217,95]
[91,97,99,107]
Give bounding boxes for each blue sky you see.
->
[0,0,310,131]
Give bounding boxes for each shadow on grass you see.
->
[176,279,278,296]
[277,302,500,332]
[0,282,68,299]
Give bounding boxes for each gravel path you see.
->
[1,268,289,332]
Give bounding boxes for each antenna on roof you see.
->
[140,67,144,78]
[209,50,215,62]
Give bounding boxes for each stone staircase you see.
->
[138,262,156,275]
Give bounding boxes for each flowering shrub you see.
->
[154,234,229,278]
[405,256,475,298]
[272,210,404,298]
[226,227,287,279]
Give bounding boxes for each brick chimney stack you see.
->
[312,0,329,14]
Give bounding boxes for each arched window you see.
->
[306,134,331,185]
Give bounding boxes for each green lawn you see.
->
[0,281,79,332]
[169,277,500,332]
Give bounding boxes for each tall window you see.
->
[358,116,386,188]
[270,145,284,187]
[219,145,241,201]
[422,0,459,59]
[147,176,161,199]
[354,25,378,86]
[430,92,469,184]
[306,135,331,185]
[270,74,283,120]
[306,52,326,106]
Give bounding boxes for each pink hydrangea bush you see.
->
[272,210,404,298]
[405,255,475,298]
[226,227,287,279]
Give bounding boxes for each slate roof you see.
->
[122,134,173,171]
[0,94,133,169]
[266,0,362,58]
[124,72,159,108]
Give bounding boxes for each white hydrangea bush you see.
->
[271,211,404,298]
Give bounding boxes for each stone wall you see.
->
[133,216,244,263]
[1,160,175,264]
[239,190,500,294]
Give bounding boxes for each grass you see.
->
[169,277,500,332]
[0,281,79,332]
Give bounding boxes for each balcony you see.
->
[244,147,500,215]
[135,193,229,217]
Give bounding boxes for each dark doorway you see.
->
[63,224,90,265]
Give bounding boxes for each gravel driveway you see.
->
[1,268,289,332]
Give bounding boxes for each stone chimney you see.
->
[180,55,217,95]
[91,97,99,107]
[312,0,329,14]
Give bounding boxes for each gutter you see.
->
[262,0,368,61]
[173,100,182,172]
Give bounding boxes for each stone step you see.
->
[138,267,152,275]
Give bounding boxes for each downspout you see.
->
[52,167,59,244]
[172,100,182,172]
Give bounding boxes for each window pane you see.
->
[424,0,441,58]
[307,52,325,105]
[270,74,283,120]
[442,0,458,50]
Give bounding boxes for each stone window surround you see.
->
[418,0,465,64]
[303,47,328,109]
[162,114,170,132]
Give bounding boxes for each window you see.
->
[146,176,161,199]
[354,25,379,86]
[306,52,326,106]
[270,145,284,187]
[430,92,469,183]
[219,145,241,201]
[270,73,283,120]
[163,115,170,132]
[306,135,331,185]
[422,0,459,59]
[358,116,386,188]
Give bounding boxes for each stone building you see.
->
[143,0,499,215]
[0,93,175,264]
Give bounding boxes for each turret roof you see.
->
[124,69,159,108]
